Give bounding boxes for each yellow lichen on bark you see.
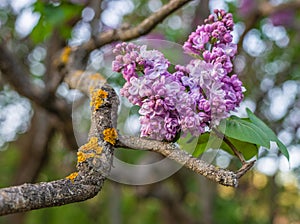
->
[60,46,72,64]
[77,151,87,163]
[77,151,96,163]
[103,128,118,145]
[77,137,103,164]
[90,88,108,111]
[66,172,78,182]
[80,137,99,151]
[95,146,103,154]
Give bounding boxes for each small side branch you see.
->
[235,161,256,179]
[117,135,239,187]
[81,0,192,51]
[212,128,247,165]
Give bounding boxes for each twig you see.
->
[235,160,256,178]
[212,128,247,165]
[211,128,255,178]
[117,135,238,187]
[81,0,193,52]
[223,136,247,164]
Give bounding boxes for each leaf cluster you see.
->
[193,108,289,161]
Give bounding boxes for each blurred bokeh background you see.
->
[0,0,300,223]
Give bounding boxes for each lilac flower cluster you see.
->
[112,9,244,141]
[112,43,183,140]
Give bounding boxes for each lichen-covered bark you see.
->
[0,179,101,215]
[0,81,119,216]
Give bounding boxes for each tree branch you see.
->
[13,107,55,185]
[0,179,102,216]
[89,0,103,37]
[116,135,238,187]
[81,0,193,52]
[0,0,195,215]
[0,72,119,215]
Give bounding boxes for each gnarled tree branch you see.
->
[0,76,119,215]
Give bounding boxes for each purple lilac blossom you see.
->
[112,9,244,141]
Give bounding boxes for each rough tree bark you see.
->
[0,77,118,215]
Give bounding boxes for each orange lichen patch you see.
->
[103,128,118,145]
[77,137,103,164]
[77,151,96,163]
[95,146,103,154]
[80,137,99,151]
[60,46,72,64]
[66,172,78,182]
[90,89,108,110]
[90,73,105,81]
[77,151,86,163]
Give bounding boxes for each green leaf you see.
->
[220,137,258,160]
[194,132,258,160]
[31,2,83,43]
[193,132,210,157]
[219,116,270,148]
[246,108,289,160]
[177,133,198,155]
